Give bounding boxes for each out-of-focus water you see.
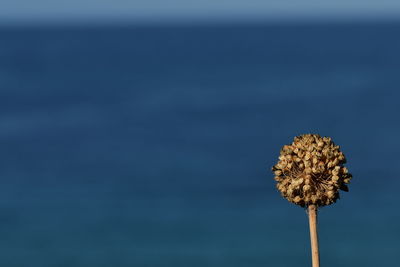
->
[0,22,399,267]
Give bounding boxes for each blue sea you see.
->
[0,22,399,266]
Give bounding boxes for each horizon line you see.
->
[1,12,400,27]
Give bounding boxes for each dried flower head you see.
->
[272,134,352,207]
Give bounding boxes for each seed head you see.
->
[272,134,352,207]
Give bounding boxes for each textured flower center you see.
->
[272,134,352,207]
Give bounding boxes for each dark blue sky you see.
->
[2,0,400,23]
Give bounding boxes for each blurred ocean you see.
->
[0,22,399,267]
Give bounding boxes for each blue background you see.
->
[1,21,399,266]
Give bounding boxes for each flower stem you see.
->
[308,204,320,267]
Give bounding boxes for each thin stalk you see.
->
[308,204,320,267]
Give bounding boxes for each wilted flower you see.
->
[272,134,352,207]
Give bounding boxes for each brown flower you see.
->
[272,134,352,207]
